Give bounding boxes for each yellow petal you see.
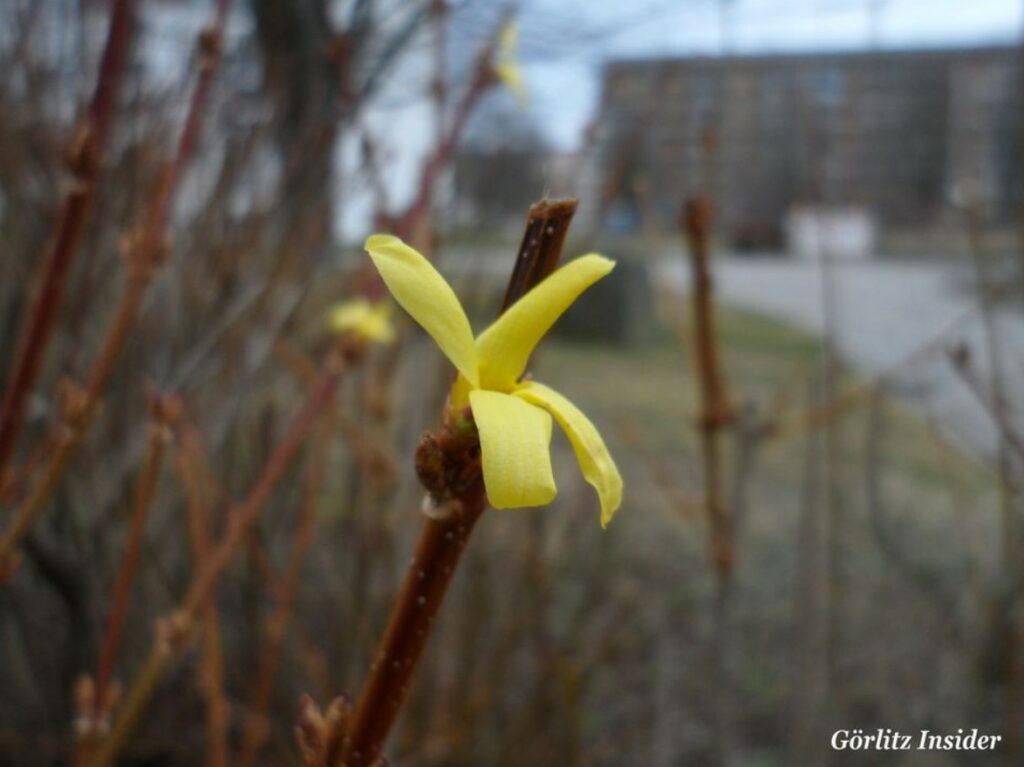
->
[328,298,373,334]
[498,21,518,59]
[328,299,395,344]
[450,374,473,409]
[364,234,478,385]
[363,302,396,343]
[495,22,528,106]
[515,381,623,527]
[469,389,556,509]
[476,254,614,390]
[496,63,527,106]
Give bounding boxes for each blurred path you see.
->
[657,255,1024,458]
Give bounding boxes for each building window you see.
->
[813,66,844,107]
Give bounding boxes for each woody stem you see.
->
[338,483,485,767]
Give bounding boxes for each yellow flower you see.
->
[328,298,396,344]
[365,234,623,527]
[494,21,527,106]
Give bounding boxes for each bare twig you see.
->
[789,374,828,766]
[93,394,179,708]
[680,197,733,581]
[0,0,137,487]
[948,345,1024,463]
[0,0,231,578]
[963,203,1024,766]
[864,387,961,634]
[176,425,230,767]
[92,348,346,767]
[237,405,334,767]
[963,205,1019,574]
[390,27,501,245]
[71,392,178,766]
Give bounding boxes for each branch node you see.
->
[297,693,351,767]
[197,26,223,68]
[57,378,90,431]
[155,610,195,655]
[414,408,481,507]
[64,122,101,180]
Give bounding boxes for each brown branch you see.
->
[390,44,497,245]
[863,388,962,634]
[948,345,1024,462]
[72,392,179,767]
[355,17,506,305]
[766,383,872,440]
[0,0,137,488]
[336,477,486,767]
[963,204,1021,574]
[962,204,1024,765]
[0,0,230,579]
[681,198,733,581]
[241,535,333,697]
[176,425,230,767]
[762,282,1013,442]
[502,199,578,313]
[681,194,738,767]
[93,394,179,703]
[617,417,703,522]
[333,199,578,767]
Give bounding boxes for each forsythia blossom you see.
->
[494,21,527,106]
[328,298,396,344]
[364,234,623,527]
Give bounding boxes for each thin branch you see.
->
[91,349,346,767]
[680,197,733,580]
[93,394,178,706]
[73,392,178,767]
[176,425,230,767]
[0,0,137,487]
[0,0,231,578]
[948,345,1024,463]
[864,386,962,637]
[237,406,333,767]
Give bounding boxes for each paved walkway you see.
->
[656,255,1024,458]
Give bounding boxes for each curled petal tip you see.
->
[578,252,616,273]
[514,381,622,527]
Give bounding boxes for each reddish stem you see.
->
[681,197,733,580]
[358,47,497,301]
[176,425,229,767]
[237,409,333,767]
[93,351,345,767]
[0,0,230,577]
[93,418,169,707]
[392,67,490,242]
[178,361,340,621]
[340,486,486,767]
[143,0,231,240]
[0,0,136,485]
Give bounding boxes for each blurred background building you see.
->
[580,46,1021,249]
